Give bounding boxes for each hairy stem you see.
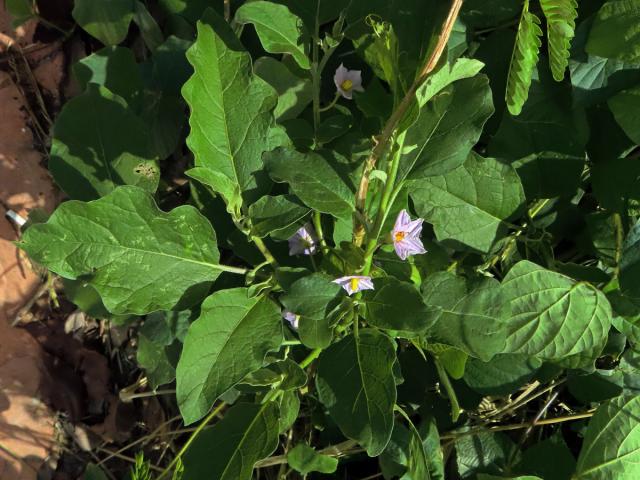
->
[353,0,464,245]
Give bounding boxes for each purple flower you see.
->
[333,275,375,296]
[282,311,299,330]
[392,210,427,260]
[333,64,364,99]
[288,223,318,256]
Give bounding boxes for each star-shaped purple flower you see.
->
[282,310,300,330]
[333,63,364,100]
[392,210,427,260]
[333,275,375,296]
[288,223,318,256]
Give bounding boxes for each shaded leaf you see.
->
[586,0,640,63]
[287,444,338,475]
[183,402,280,480]
[72,0,135,46]
[316,330,397,456]
[50,84,158,201]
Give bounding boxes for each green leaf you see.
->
[182,9,278,205]
[137,311,189,388]
[609,85,640,144]
[72,0,135,46]
[133,1,164,52]
[264,147,355,220]
[399,75,494,181]
[515,434,576,480]
[540,0,578,81]
[186,167,243,220]
[422,272,508,362]
[242,358,307,390]
[505,1,543,115]
[575,395,640,479]
[619,219,640,299]
[248,195,310,238]
[5,0,34,27]
[464,354,541,396]
[586,0,640,63]
[415,58,486,107]
[254,57,313,121]
[456,432,516,478]
[49,84,158,201]
[316,330,397,456]
[176,288,283,424]
[84,463,108,480]
[287,444,338,475]
[364,277,438,336]
[235,1,309,70]
[410,152,525,253]
[280,273,343,349]
[277,390,300,433]
[567,369,623,403]
[478,476,542,480]
[183,402,280,480]
[500,261,612,362]
[73,46,144,111]
[18,186,225,314]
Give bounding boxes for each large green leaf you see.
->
[608,85,640,143]
[19,186,225,314]
[540,0,578,81]
[464,354,541,396]
[264,147,355,220]
[280,273,342,348]
[619,219,640,299]
[235,1,309,70]
[500,261,611,362]
[364,277,438,336]
[72,0,135,46]
[410,152,525,253]
[505,1,543,115]
[398,75,494,181]
[422,272,508,362]
[182,9,278,205]
[176,288,283,424]
[575,395,640,479]
[183,402,280,480]
[316,330,397,456]
[49,84,158,201]
[586,0,640,63]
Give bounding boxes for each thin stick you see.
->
[353,0,464,245]
[96,447,164,473]
[255,440,359,468]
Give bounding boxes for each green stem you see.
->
[156,402,226,479]
[434,356,462,422]
[251,236,278,266]
[313,211,329,254]
[299,348,322,368]
[217,264,250,275]
[319,92,341,112]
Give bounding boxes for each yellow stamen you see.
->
[340,79,353,91]
[350,277,360,292]
[394,231,406,243]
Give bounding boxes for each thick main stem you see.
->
[352,0,464,246]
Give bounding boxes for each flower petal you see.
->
[394,209,411,232]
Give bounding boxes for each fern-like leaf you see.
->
[540,0,579,81]
[505,0,543,116]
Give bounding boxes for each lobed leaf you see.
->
[19,186,223,315]
[182,9,278,206]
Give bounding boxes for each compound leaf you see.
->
[505,1,543,115]
[540,0,578,81]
